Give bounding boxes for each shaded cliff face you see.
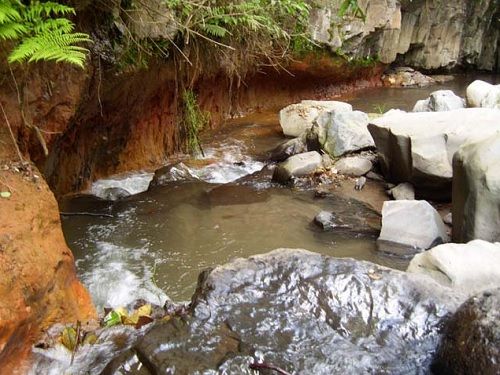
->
[311,0,500,71]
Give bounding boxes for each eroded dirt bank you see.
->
[43,57,383,196]
[0,128,96,373]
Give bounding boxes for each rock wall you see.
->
[311,0,500,71]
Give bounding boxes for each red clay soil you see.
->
[0,127,96,373]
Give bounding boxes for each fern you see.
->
[0,0,90,67]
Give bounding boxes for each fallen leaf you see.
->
[103,310,121,327]
[0,191,11,199]
[61,327,77,351]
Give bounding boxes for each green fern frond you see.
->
[8,31,90,67]
[0,21,27,40]
[0,2,21,24]
[1,1,90,68]
[201,23,229,38]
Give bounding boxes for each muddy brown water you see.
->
[61,74,499,308]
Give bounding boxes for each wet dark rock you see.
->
[148,162,197,189]
[133,249,461,374]
[102,187,131,201]
[269,137,307,162]
[432,288,500,375]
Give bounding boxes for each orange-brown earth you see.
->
[0,125,96,373]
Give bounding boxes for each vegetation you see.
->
[0,0,90,67]
[181,89,210,154]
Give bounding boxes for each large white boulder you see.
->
[378,200,449,252]
[412,90,465,112]
[466,80,500,109]
[272,151,323,184]
[368,108,500,199]
[407,240,500,297]
[318,110,375,157]
[453,132,500,242]
[279,100,352,137]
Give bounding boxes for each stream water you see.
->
[61,73,499,310]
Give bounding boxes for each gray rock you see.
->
[382,69,436,87]
[368,108,500,200]
[313,211,349,230]
[432,288,500,374]
[310,0,499,71]
[378,200,449,253]
[334,156,372,176]
[412,90,465,112]
[272,151,323,184]
[320,110,374,157]
[466,80,500,109]
[134,249,462,374]
[389,182,415,200]
[269,136,307,162]
[102,187,131,201]
[354,176,367,190]
[453,133,500,242]
[279,100,352,137]
[149,162,197,188]
[407,240,500,297]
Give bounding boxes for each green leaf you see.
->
[103,310,121,327]
[0,191,11,199]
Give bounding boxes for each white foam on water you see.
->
[90,171,154,198]
[191,141,264,184]
[76,241,167,309]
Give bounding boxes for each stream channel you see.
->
[60,74,498,310]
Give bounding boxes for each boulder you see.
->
[269,136,307,162]
[412,90,465,112]
[319,110,374,157]
[333,156,372,176]
[407,240,500,297]
[466,80,500,109]
[272,151,323,184]
[378,200,449,254]
[133,249,461,374]
[148,162,197,188]
[381,67,436,87]
[279,100,352,137]
[368,108,500,200]
[389,182,415,200]
[432,288,500,374]
[452,133,500,242]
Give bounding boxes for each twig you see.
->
[0,175,17,193]
[0,102,24,163]
[249,362,293,375]
[60,212,114,218]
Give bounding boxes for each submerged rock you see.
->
[368,108,500,200]
[133,249,461,374]
[412,90,465,112]
[272,151,323,184]
[432,288,500,374]
[313,211,349,230]
[378,200,449,254]
[453,133,500,242]
[279,100,352,137]
[407,240,500,298]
